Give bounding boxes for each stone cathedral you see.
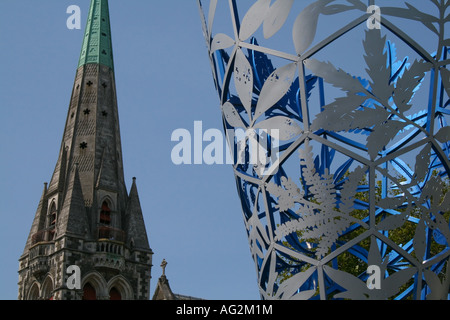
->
[18,0,153,300]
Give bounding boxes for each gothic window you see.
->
[27,283,40,300]
[82,283,97,300]
[100,201,111,225]
[42,277,54,300]
[109,287,121,300]
[48,202,57,241]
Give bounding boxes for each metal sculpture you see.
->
[198,0,449,300]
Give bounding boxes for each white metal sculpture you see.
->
[198,0,449,300]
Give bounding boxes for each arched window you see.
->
[28,283,40,300]
[99,201,111,225]
[109,287,122,300]
[107,276,133,300]
[82,283,97,300]
[42,277,54,300]
[48,202,57,241]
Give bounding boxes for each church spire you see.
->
[78,0,114,70]
[46,0,126,213]
[57,164,89,238]
[19,0,153,300]
[22,183,48,255]
[125,177,150,250]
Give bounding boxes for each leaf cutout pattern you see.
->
[292,0,333,55]
[275,267,316,299]
[323,265,369,300]
[254,116,302,141]
[381,3,440,35]
[326,239,417,300]
[424,268,450,300]
[210,33,235,53]
[393,59,429,113]
[268,140,367,259]
[363,30,393,102]
[376,210,409,231]
[414,220,427,262]
[310,95,369,132]
[239,0,271,41]
[266,176,301,213]
[263,0,294,39]
[321,0,367,15]
[440,67,450,97]
[413,144,432,182]
[222,102,246,128]
[309,30,431,160]
[292,4,320,55]
[435,126,450,144]
[304,59,365,94]
[419,175,449,215]
[254,62,297,120]
[206,0,218,38]
[338,165,367,215]
[367,236,385,268]
[380,267,417,299]
[234,49,254,117]
[366,120,406,160]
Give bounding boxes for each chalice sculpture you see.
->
[198,0,449,300]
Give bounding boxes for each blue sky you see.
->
[0,0,441,300]
[0,0,259,300]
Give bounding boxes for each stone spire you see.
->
[22,183,48,254]
[44,0,127,236]
[125,177,150,250]
[57,164,89,238]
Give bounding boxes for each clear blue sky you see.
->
[0,0,439,300]
[0,0,259,300]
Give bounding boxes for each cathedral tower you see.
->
[18,0,153,300]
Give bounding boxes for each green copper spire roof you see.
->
[78,0,114,70]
